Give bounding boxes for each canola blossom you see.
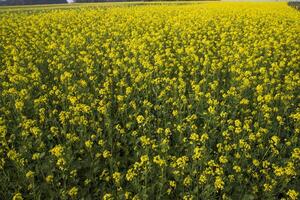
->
[0,2,299,200]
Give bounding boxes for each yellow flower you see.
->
[214,176,224,190]
[172,110,178,117]
[85,140,93,149]
[270,136,280,146]
[103,193,113,200]
[140,155,149,163]
[234,120,242,127]
[125,87,132,95]
[233,165,241,173]
[7,150,18,161]
[140,136,151,146]
[15,101,24,111]
[26,171,35,179]
[263,183,272,192]
[56,158,66,169]
[200,133,209,142]
[126,168,136,182]
[32,153,41,160]
[273,166,285,176]
[98,139,105,147]
[167,188,172,195]
[12,193,23,200]
[125,192,131,200]
[50,145,64,157]
[291,148,300,160]
[68,187,78,198]
[70,170,77,178]
[103,150,112,159]
[169,180,176,188]
[183,194,193,200]
[253,159,260,167]
[276,116,284,125]
[183,176,192,186]
[192,146,202,160]
[174,156,189,169]
[199,174,207,184]
[256,85,264,94]
[84,179,91,186]
[285,162,296,176]
[136,115,145,124]
[228,175,235,182]
[219,156,228,164]
[235,153,241,159]
[165,128,172,136]
[153,155,166,166]
[112,172,121,185]
[287,189,298,200]
[45,175,53,183]
[240,98,249,105]
[190,133,199,142]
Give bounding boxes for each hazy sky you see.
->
[67,0,74,3]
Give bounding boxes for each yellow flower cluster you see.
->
[0,2,299,199]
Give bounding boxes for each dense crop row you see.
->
[0,2,299,200]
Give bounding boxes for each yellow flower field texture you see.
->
[0,2,299,200]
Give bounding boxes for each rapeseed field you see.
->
[0,2,299,200]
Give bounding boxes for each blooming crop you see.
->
[0,2,299,199]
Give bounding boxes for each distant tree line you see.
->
[0,0,132,5]
[0,0,206,6]
[0,0,135,5]
[0,0,67,5]
[74,0,126,2]
[75,0,127,2]
[288,1,300,10]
